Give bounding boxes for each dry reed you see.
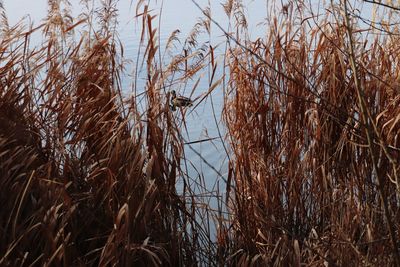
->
[0,0,213,265]
[221,1,400,266]
[1,0,400,266]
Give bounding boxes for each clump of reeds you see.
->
[3,0,400,266]
[0,0,214,266]
[222,1,400,266]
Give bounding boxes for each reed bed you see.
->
[1,0,400,266]
[0,0,215,265]
[222,1,400,266]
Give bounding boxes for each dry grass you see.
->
[221,1,400,266]
[1,0,400,266]
[0,0,214,266]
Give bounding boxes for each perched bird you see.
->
[170,90,193,111]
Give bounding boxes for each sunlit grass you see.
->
[1,0,400,266]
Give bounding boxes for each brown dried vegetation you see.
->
[1,0,400,266]
[0,0,211,266]
[222,1,400,266]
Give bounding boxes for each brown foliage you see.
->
[0,1,210,266]
[2,0,400,266]
[222,2,400,266]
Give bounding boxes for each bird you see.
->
[170,90,193,111]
